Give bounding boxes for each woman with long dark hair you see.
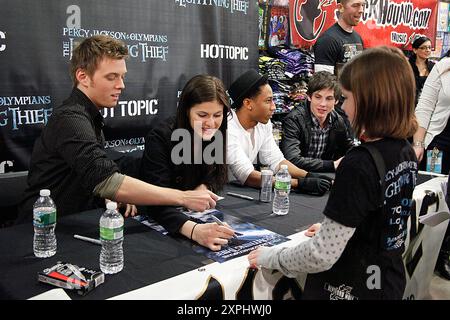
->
[409,36,435,106]
[140,75,235,250]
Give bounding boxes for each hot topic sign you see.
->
[290,0,438,50]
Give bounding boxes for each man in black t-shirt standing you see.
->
[313,0,365,138]
[313,0,365,76]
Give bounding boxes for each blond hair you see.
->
[70,35,128,85]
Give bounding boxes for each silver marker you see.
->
[210,215,243,237]
[226,192,254,201]
[74,234,101,246]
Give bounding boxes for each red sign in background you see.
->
[290,0,438,50]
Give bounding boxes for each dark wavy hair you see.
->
[175,75,230,192]
[307,71,341,101]
[412,36,431,49]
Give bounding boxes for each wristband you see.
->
[190,223,198,240]
[413,141,425,148]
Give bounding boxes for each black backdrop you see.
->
[0,0,257,172]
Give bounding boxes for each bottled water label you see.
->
[33,192,57,258]
[274,180,290,191]
[100,226,123,240]
[33,209,56,227]
[273,165,291,215]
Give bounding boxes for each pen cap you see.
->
[39,189,51,197]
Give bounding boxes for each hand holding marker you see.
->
[210,215,243,238]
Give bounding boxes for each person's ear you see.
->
[337,3,344,13]
[306,95,312,102]
[76,69,90,87]
[243,98,253,111]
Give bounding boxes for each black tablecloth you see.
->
[0,184,329,300]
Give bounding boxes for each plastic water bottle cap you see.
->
[106,201,118,210]
[280,164,288,170]
[39,189,50,197]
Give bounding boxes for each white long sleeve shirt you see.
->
[227,110,285,184]
[257,217,355,277]
[415,57,450,147]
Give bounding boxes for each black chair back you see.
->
[0,171,28,227]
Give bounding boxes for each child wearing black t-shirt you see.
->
[248,46,419,300]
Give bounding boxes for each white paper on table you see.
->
[28,288,71,300]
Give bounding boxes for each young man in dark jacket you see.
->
[281,71,354,172]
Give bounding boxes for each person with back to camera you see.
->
[408,36,435,107]
[17,35,217,224]
[249,46,418,300]
[413,49,450,280]
[280,71,354,173]
[139,75,237,251]
[227,69,333,196]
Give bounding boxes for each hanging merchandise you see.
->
[268,6,289,47]
[259,1,270,50]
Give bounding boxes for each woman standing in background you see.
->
[408,36,435,106]
[413,49,450,280]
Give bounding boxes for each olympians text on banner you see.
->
[201,44,248,60]
[62,28,167,43]
[174,0,249,14]
[100,99,159,118]
[104,137,145,150]
[62,28,169,62]
[0,95,51,106]
[0,96,52,130]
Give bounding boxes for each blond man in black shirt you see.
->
[17,35,217,223]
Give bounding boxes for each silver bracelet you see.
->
[413,141,425,148]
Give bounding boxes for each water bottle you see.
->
[100,201,124,274]
[33,189,57,258]
[273,165,291,215]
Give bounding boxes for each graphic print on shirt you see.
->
[384,160,417,251]
[324,283,358,300]
[342,43,363,63]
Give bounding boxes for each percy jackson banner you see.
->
[290,0,438,50]
[0,0,257,173]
